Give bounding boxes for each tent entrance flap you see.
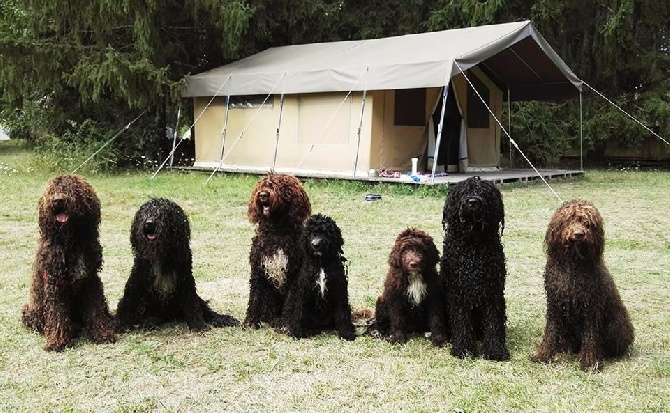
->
[431,83,462,173]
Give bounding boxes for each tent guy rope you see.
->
[455,62,564,203]
[152,74,233,180]
[296,66,370,169]
[204,72,288,186]
[583,81,669,146]
[71,109,147,174]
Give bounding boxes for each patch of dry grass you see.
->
[1,140,668,412]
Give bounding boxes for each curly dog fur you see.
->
[281,214,355,340]
[441,176,509,360]
[22,174,116,351]
[115,198,238,331]
[244,173,311,328]
[531,199,634,371]
[374,228,447,346]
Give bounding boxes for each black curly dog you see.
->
[441,176,509,360]
[115,198,238,331]
[374,228,447,346]
[281,214,355,340]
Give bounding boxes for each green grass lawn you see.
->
[1,140,668,412]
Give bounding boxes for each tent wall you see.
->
[452,68,503,169]
[193,92,374,176]
[369,88,441,172]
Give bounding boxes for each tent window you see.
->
[394,88,426,126]
[229,95,273,109]
[466,75,489,128]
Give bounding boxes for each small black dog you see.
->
[281,214,355,340]
[115,198,238,331]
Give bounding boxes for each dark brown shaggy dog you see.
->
[244,174,312,328]
[374,228,447,346]
[281,214,355,340]
[115,198,238,331]
[441,176,509,360]
[22,175,116,351]
[531,199,634,371]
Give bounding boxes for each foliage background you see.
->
[0,0,668,167]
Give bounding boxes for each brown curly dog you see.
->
[22,175,116,351]
[374,228,447,346]
[244,173,311,328]
[531,199,634,371]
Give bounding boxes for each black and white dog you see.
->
[280,214,355,340]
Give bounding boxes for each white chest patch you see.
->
[262,249,288,288]
[151,262,175,298]
[316,268,327,298]
[406,272,427,307]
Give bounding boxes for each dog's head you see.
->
[130,198,191,261]
[388,228,439,275]
[247,173,311,228]
[443,176,505,236]
[301,214,344,259]
[545,198,605,260]
[38,174,101,239]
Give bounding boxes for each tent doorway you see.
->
[432,84,462,173]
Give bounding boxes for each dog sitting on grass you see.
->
[280,214,355,340]
[115,198,238,331]
[373,228,447,346]
[531,199,634,371]
[22,174,116,351]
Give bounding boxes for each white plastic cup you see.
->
[411,158,418,175]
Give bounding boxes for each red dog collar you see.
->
[43,271,87,287]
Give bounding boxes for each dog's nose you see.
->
[572,229,585,239]
[311,238,322,248]
[259,191,269,202]
[408,261,419,270]
[144,220,156,233]
[467,197,480,207]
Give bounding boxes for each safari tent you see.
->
[182,20,583,180]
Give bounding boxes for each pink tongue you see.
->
[263,206,270,216]
[146,234,157,241]
[56,213,69,223]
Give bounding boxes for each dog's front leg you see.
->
[81,276,116,344]
[43,286,72,351]
[333,287,355,341]
[481,296,509,361]
[427,296,448,347]
[579,317,604,371]
[449,303,476,358]
[181,290,208,331]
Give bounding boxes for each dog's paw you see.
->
[211,314,240,328]
[388,332,407,345]
[91,329,117,344]
[530,350,554,364]
[580,352,603,372]
[44,340,69,352]
[339,330,356,341]
[483,346,510,361]
[431,334,448,347]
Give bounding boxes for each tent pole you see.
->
[431,84,449,184]
[169,103,181,169]
[579,90,584,171]
[507,88,512,169]
[353,66,370,178]
[272,92,286,171]
[218,95,232,166]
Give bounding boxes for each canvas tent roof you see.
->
[183,20,582,101]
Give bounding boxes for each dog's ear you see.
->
[247,183,262,224]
